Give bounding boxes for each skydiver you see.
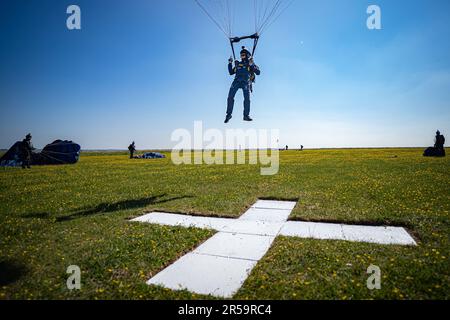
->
[225,47,260,123]
[19,133,33,169]
[128,141,136,159]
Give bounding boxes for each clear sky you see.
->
[0,0,449,149]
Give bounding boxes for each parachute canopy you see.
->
[0,142,23,166]
[0,140,81,167]
[36,140,81,165]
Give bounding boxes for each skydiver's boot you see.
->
[243,93,252,122]
[224,114,232,124]
[226,95,235,124]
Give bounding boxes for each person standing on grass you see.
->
[435,130,446,156]
[19,133,33,169]
[128,141,136,159]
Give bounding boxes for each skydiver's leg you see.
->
[20,153,26,169]
[22,156,29,169]
[243,84,251,117]
[227,82,239,116]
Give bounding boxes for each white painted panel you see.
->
[147,253,257,298]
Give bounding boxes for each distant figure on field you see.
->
[424,130,446,157]
[19,133,33,169]
[300,145,304,151]
[128,141,136,159]
[286,145,289,151]
[435,130,445,151]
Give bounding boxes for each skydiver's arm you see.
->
[228,62,236,75]
[253,64,260,76]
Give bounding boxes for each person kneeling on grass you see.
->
[435,130,446,155]
[424,130,446,157]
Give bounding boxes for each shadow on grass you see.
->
[55,194,192,222]
[21,212,51,219]
[0,259,27,286]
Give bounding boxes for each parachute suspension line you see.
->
[215,1,224,32]
[39,151,67,164]
[259,0,294,35]
[229,33,260,60]
[194,0,230,37]
[194,0,292,58]
[254,0,258,33]
[231,1,236,35]
[194,0,291,36]
[258,0,283,34]
[223,0,233,37]
[252,36,259,57]
[258,0,273,33]
[216,0,230,37]
[226,0,232,37]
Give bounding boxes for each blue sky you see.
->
[0,0,449,149]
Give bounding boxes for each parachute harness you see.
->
[230,33,259,92]
[229,33,259,61]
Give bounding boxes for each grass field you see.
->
[0,149,449,300]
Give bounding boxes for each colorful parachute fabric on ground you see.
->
[140,152,166,159]
[0,142,23,167]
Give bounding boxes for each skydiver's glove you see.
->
[228,57,233,64]
[249,58,254,66]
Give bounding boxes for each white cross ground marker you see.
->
[131,200,416,298]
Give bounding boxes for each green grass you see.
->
[0,149,448,299]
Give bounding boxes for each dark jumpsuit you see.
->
[128,144,136,159]
[19,139,33,168]
[227,60,260,117]
[435,134,446,152]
